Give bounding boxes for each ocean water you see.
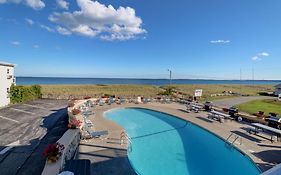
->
[16,77,280,86]
[104,108,260,175]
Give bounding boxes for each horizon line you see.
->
[15,76,281,81]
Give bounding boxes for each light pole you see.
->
[167,69,172,86]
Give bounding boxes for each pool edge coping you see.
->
[103,106,262,174]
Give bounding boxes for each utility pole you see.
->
[167,69,172,86]
[240,68,242,95]
[252,67,255,86]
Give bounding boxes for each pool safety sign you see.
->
[195,89,203,97]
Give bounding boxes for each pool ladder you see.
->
[120,131,132,152]
[226,133,242,146]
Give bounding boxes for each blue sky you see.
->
[0,0,281,79]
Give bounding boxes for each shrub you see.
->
[158,86,176,96]
[42,143,64,163]
[10,84,42,104]
[68,119,82,129]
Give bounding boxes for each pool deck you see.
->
[76,102,281,174]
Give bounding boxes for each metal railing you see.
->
[226,133,242,146]
[120,131,132,152]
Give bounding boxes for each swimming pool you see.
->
[104,108,260,175]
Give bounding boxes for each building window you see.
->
[7,69,10,74]
[7,88,9,93]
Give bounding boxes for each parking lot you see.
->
[0,99,68,175]
[0,99,67,146]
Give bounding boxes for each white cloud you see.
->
[56,0,69,9]
[251,56,259,61]
[258,52,270,57]
[10,41,20,46]
[25,0,44,10]
[49,0,146,40]
[25,18,34,25]
[57,26,71,35]
[210,40,230,44]
[251,52,270,61]
[71,25,98,37]
[40,24,55,32]
[0,0,45,10]
[33,44,39,48]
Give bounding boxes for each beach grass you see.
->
[167,84,274,101]
[40,84,275,100]
[236,99,281,116]
[41,84,161,98]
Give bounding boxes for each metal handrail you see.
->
[120,131,132,152]
[226,133,242,146]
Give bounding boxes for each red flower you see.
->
[42,143,65,158]
[68,119,82,129]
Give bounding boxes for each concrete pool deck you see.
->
[76,102,281,174]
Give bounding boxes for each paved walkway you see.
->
[0,99,68,175]
[77,102,281,174]
[212,96,276,108]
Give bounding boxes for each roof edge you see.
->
[0,61,15,67]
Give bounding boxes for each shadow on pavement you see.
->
[0,107,68,175]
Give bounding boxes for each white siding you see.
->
[0,64,15,107]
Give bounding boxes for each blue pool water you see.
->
[104,108,260,175]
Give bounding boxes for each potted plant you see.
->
[68,119,82,129]
[42,143,65,163]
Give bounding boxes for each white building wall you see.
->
[0,64,15,107]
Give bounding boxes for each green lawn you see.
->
[235,99,281,116]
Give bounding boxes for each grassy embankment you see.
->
[41,84,274,100]
[236,99,281,116]
[167,84,274,101]
[41,84,161,99]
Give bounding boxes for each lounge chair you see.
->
[84,123,108,139]
[91,130,109,138]
[108,97,114,105]
[98,99,105,106]
[120,97,126,104]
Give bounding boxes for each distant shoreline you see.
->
[15,76,281,81]
[16,77,281,86]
